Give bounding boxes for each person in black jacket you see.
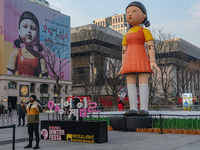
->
[0,101,4,116]
[8,103,13,116]
[17,101,26,127]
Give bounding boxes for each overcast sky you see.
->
[47,0,200,48]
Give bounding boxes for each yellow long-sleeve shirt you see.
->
[22,101,43,123]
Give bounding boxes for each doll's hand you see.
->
[118,67,123,75]
[150,62,160,72]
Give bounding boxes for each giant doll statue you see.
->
[119,1,160,116]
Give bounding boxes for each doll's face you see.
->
[19,19,39,46]
[126,6,146,26]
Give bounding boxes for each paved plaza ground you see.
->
[1,111,200,150]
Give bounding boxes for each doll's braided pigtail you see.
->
[36,42,43,52]
[144,20,150,27]
[14,37,23,48]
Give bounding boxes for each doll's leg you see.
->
[138,73,149,115]
[125,74,137,116]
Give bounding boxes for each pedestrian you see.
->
[8,103,13,116]
[0,101,4,116]
[17,101,26,127]
[71,97,82,121]
[21,95,43,149]
[98,102,104,112]
[118,100,125,111]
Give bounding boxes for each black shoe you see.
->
[33,145,40,149]
[137,110,149,116]
[24,144,32,148]
[17,125,21,127]
[125,110,138,116]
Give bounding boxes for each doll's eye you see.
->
[23,25,28,28]
[133,10,137,12]
[31,26,36,31]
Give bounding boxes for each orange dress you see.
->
[17,49,40,77]
[121,28,153,74]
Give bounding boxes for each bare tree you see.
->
[103,55,125,106]
[148,70,159,105]
[173,44,199,98]
[176,66,190,94]
[185,60,200,97]
[43,37,70,102]
[150,28,177,104]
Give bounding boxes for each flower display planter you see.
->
[136,128,200,135]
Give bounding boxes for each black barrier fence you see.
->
[1,113,14,126]
[63,105,199,112]
[47,112,71,121]
[0,124,16,150]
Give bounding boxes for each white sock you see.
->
[139,83,149,111]
[127,84,137,111]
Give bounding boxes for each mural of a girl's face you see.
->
[19,19,39,46]
[126,6,146,26]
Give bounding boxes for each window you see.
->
[121,17,123,22]
[30,83,35,93]
[40,84,48,94]
[53,85,62,94]
[73,67,89,84]
[113,19,115,24]
[65,86,68,94]
[121,24,123,27]
[53,97,61,103]
[40,97,49,104]
[116,18,117,23]
[118,18,120,22]
[8,81,16,89]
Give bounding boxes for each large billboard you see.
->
[0,0,71,80]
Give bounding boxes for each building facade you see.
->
[0,0,71,109]
[93,14,127,35]
[0,75,71,109]
[71,24,124,97]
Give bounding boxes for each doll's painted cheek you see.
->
[133,13,140,18]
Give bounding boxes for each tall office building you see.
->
[29,0,50,7]
[93,14,128,35]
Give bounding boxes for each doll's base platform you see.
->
[110,115,152,131]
